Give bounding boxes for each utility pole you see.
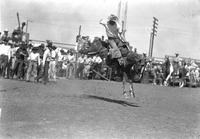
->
[148,33,153,57]
[75,25,82,78]
[26,19,33,33]
[148,17,158,57]
[24,20,32,44]
[17,12,21,29]
[117,0,128,38]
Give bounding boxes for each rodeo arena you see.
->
[1,1,200,139]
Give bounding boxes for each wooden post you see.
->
[26,20,28,34]
[148,33,153,57]
[75,25,82,78]
[149,17,158,57]
[17,12,21,29]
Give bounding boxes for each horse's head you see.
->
[90,38,109,58]
[78,37,109,59]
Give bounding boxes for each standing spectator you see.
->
[48,45,58,82]
[76,54,85,79]
[152,64,163,86]
[66,51,75,79]
[90,55,102,79]
[55,48,63,77]
[173,53,182,75]
[91,55,102,78]
[36,44,45,82]
[42,40,52,84]
[8,43,19,79]
[26,47,40,82]
[83,55,92,79]
[12,42,28,80]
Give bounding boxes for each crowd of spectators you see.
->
[0,28,200,87]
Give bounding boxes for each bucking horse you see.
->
[79,37,147,98]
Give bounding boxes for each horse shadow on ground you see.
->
[81,94,140,107]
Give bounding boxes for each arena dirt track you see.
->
[0,78,200,139]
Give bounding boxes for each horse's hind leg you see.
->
[129,82,135,98]
[122,72,128,98]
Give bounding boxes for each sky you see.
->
[1,0,200,59]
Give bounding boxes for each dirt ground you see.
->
[0,78,200,139]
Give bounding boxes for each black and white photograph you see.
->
[0,0,200,138]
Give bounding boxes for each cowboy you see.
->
[100,14,126,65]
[42,40,53,84]
[26,47,40,82]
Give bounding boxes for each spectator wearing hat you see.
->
[36,43,45,82]
[48,45,58,82]
[26,47,40,82]
[12,43,28,79]
[65,51,75,79]
[6,41,17,79]
[42,40,52,84]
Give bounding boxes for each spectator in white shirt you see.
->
[66,51,75,79]
[48,46,58,82]
[26,47,40,82]
[42,40,52,84]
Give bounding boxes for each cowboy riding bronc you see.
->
[100,14,128,65]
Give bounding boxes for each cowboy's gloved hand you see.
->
[99,19,107,25]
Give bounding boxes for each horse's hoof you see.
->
[132,92,135,98]
[164,81,168,86]
[123,92,129,99]
[129,90,135,98]
[179,81,184,88]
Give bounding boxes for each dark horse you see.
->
[79,38,146,98]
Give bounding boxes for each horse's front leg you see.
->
[164,69,173,86]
